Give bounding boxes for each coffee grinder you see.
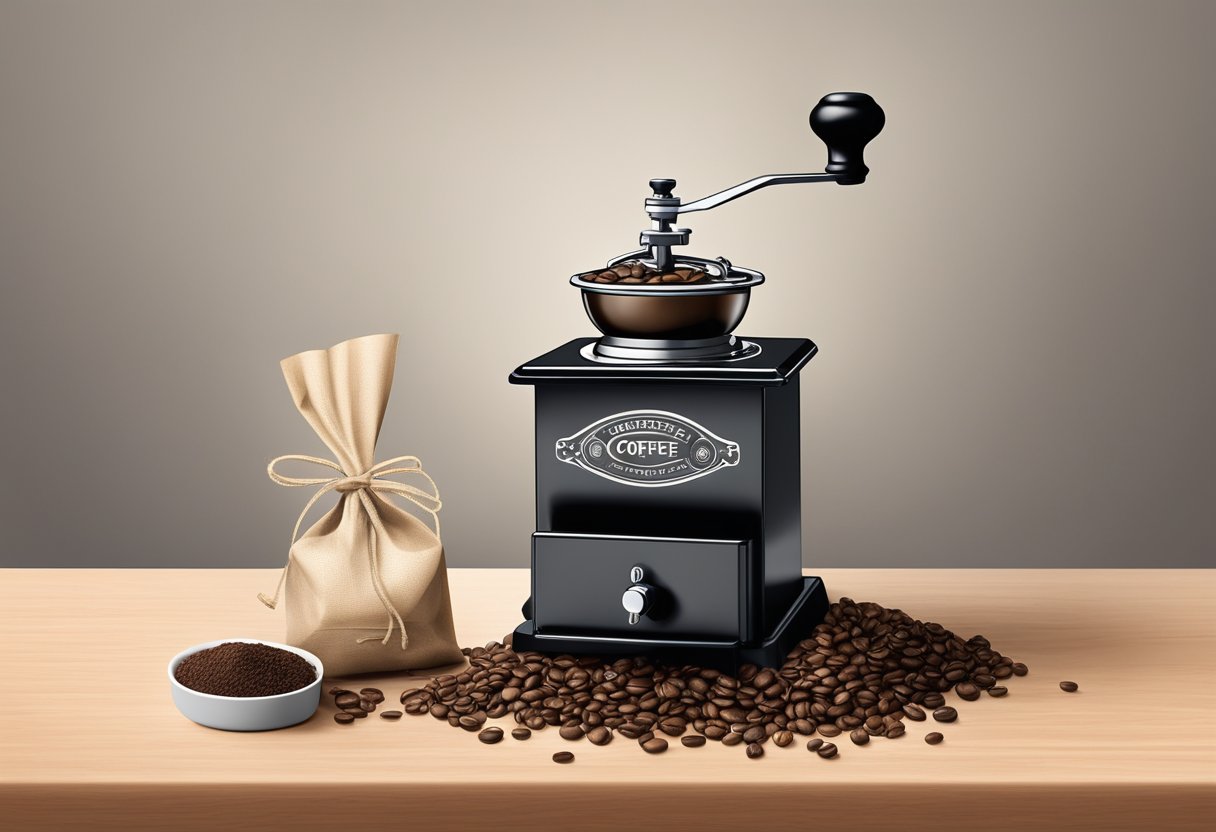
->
[511,92,885,671]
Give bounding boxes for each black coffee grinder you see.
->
[511,92,885,671]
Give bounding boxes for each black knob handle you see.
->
[809,92,885,185]
[649,178,677,197]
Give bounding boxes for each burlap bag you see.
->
[258,333,462,675]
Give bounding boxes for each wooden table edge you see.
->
[3,781,1214,832]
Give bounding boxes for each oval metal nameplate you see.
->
[556,409,740,487]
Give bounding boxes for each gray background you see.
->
[1,0,1212,569]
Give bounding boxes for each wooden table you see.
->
[1,568,1213,831]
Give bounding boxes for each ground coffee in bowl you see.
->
[174,641,316,697]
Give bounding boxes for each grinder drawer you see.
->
[531,532,754,642]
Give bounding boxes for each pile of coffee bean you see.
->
[579,261,710,286]
[396,597,1029,760]
[330,686,398,723]
[174,641,316,697]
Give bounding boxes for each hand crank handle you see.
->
[669,91,886,215]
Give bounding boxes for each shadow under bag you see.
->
[259,333,463,675]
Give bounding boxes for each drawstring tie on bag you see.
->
[258,454,442,650]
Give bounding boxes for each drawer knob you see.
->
[622,583,656,625]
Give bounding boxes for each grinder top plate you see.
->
[509,337,817,387]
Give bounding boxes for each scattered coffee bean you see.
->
[742,725,766,744]
[886,722,906,739]
[746,742,765,759]
[586,726,612,745]
[817,742,838,759]
[559,724,585,741]
[903,704,926,721]
[658,717,687,737]
[1060,681,1079,692]
[773,730,794,748]
[925,732,944,745]
[328,686,345,696]
[552,751,575,764]
[933,706,958,723]
[334,692,361,710]
[478,727,504,744]
[956,682,981,701]
[850,728,870,746]
[923,692,946,709]
[334,712,355,725]
[722,732,744,747]
[379,710,403,720]
[1012,663,1029,676]
[818,723,842,737]
[359,699,377,713]
[681,735,707,748]
[987,686,1008,697]
[642,737,669,754]
[806,738,824,752]
[511,727,532,741]
[359,688,384,704]
[349,709,367,719]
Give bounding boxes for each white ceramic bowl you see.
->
[168,638,323,731]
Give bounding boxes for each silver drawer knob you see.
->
[622,584,654,625]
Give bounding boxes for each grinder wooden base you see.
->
[512,576,828,673]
